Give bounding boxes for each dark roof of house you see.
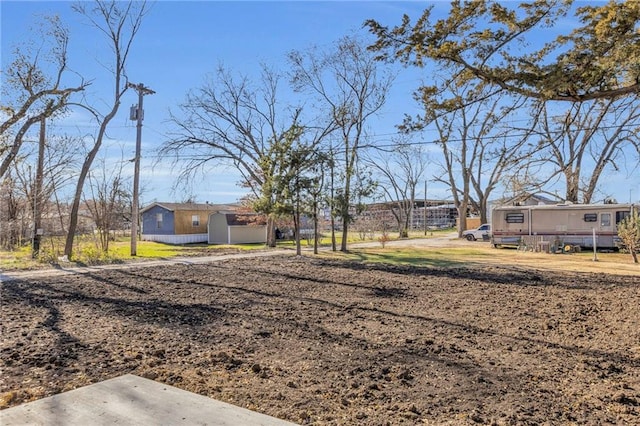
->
[215,212,267,226]
[141,202,240,214]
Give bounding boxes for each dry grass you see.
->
[338,239,640,277]
[454,246,639,276]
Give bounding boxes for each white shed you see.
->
[208,212,267,245]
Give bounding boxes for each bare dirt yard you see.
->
[1,253,639,425]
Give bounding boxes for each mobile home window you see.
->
[192,215,200,227]
[583,213,597,222]
[601,213,611,227]
[156,213,163,229]
[505,213,524,223]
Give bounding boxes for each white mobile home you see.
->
[491,203,635,250]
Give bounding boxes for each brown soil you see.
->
[1,254,639,425]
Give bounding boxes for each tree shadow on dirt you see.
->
[114,264,640,420]
[2,255,640,424]
[109,259,637,362]
[348,250,475,269]
[312,255,640,289]
[90,263,640,375]
[2,278,222,331]
[3,255,638,420]
[177,261,412,297]
[75,270,149,294]
[1,281,91,384]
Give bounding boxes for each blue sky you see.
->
[2,1,639,205]
[2,1,435,204]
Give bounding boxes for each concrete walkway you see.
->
[0,250,289,283]
[0,374,298,426]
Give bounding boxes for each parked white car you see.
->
[462,224,491,241]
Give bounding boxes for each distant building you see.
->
[356,199,457,231]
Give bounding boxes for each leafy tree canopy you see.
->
[366,0,640,102]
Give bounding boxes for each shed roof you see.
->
[141,202,239,214]
[211,212,267,226]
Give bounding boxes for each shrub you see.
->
[617,210,640,264]
[378,229,391,248]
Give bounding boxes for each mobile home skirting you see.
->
[141,233,208,244]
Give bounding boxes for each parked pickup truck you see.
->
[462,224,491,241]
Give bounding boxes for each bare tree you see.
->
[529,98,640,203]
[365,138,426,238]
[0,174,26,249]
[305,155,329,254]
[0,128,82,251]
[1,130,79,251]
[42,133,84,236]
[63,0,149,259]
[85,155,131,253]
[409,79,534,233]
[368,1,640,210]
[4,161,39,250]
[1,15,87,179]
[162,65,308,247]
[159,52,351,253]
[289,35,394,251]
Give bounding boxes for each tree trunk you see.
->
[266,215,276,247]
[64,114,118,259]
[294,211,301,256]
[313,200,319,255]
[340,194,349,254]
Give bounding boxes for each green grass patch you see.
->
[108,240,194,258]
[0,238,268,271]
[0,246,36,270]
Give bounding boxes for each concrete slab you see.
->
[0,374,298,426]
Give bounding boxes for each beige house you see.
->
[208,212,267,245]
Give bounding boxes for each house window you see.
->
[583,213,597,222]
[156,213,163,229]
[192,215,200,227]
[505,213,524,223]
[601,213,611,227]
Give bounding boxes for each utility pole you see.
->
[128,82,155,256]
[32,118,46,258]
